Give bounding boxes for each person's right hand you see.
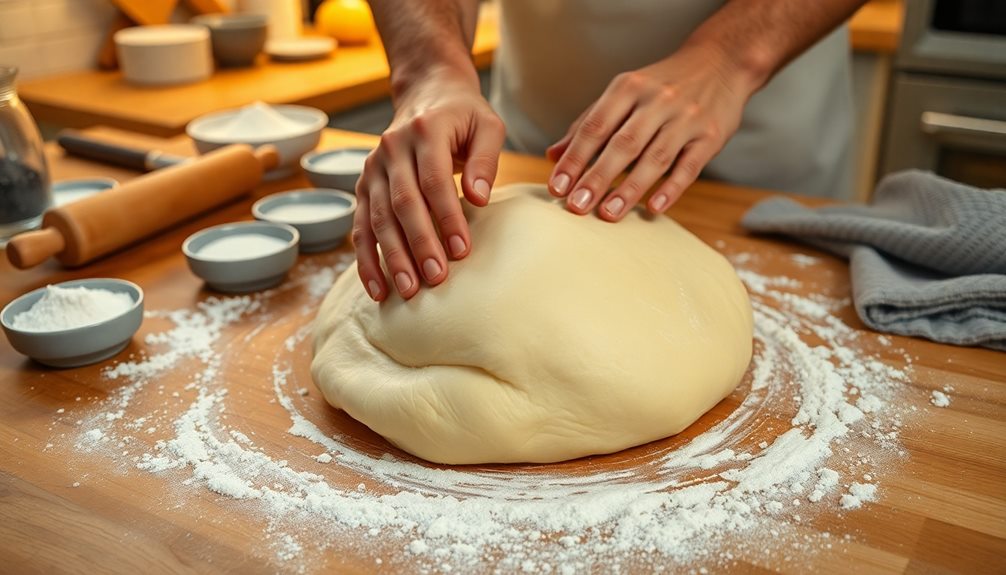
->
[352,70,506,302]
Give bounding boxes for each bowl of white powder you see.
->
[300,147,371,192]
[252,188,356,253]
[187,102,327,180]
[183,221,299,293]
[1,279,144,368]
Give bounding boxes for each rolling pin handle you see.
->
[6,228,66,269]
[255,145,280,171]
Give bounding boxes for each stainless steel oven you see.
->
[880,0,1006,189]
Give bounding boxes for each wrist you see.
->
[679,28,775,98]
[389,53,480,105]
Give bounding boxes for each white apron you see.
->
[490,0,854,200]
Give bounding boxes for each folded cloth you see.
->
[741,170,1006,351]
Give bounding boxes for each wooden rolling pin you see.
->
[6,144,279,269]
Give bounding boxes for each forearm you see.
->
[368,0,481,102]
[682,0,868,96]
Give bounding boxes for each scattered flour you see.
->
[55,250,925,573]
[839,482,878,510]
[12,284,134,331]
[930,390,951,408]
[790,254,822,268]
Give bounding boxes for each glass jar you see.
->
[0,66,52,244]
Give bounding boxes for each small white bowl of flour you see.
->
[1,279,144,368]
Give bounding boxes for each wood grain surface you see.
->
[1,127,1003,575]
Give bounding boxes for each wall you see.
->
[0,0,117,80]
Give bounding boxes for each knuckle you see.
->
[683,102,702,118]
[407,231,435,250]
[578,171,608,193]
[645,144,675,167]
[369,203,392,233]
[657,85,679,104]
[481,112,505,134]
[702,122,722,141]
[436,210,466,232]
[410,114,435,137]
[609,130,642,155]
[560,152,586,172]
[390,187,420,215]
[380,245,407,265]
[362,152,381,173]
[350,226,371,248]
[418,170,450,197]
[377,134,400,158]
[618,178,645,199]
[614,71,640,91]
[580,114,608,139]
[677,157,703,180]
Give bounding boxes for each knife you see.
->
[57,130,190,172]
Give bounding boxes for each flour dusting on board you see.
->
[53,248,932,573]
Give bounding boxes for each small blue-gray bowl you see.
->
[1,278,144,368]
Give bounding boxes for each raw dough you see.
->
[312,184,753,464]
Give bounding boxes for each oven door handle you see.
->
[920,111,1006,153]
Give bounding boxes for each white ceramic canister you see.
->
[238,0,304,39]
[115,25,213,86]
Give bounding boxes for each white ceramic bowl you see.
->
[115,25,213,86]
[187,104,328,179]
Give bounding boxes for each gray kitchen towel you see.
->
[741,170,1006,351]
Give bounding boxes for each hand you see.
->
[546,43,750,221]
[353,71,506,301]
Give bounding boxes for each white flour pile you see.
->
[55,247,932,573]
[12,284,134,331]
[197,233,291,260]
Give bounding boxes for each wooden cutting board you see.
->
[113,0,179,25]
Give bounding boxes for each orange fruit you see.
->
[315,0,375,45]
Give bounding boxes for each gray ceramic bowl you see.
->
[300,147,371,192]
[183,221,299,293]
[191,13,267,67]
[252,188,357,253]
[187,104,327,180]
[1,278,144,368]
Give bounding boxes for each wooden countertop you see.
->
[849,0,905,55]
[19,1,902,139]
[1,126,1002,574]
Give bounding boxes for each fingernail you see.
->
[551,173,570,196]
[473,179,490,202]
[650,194,668,212]
[604,196,625,217]
[570,188,592,211]
[448,235,467,258]
[422,258,443,281]
[394,272,413,294]
[367,280,381,300]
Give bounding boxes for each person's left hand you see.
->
[546,43,752,221]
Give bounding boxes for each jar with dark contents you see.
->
[0,66,51,243]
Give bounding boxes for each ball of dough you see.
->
[312,184,752,464]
